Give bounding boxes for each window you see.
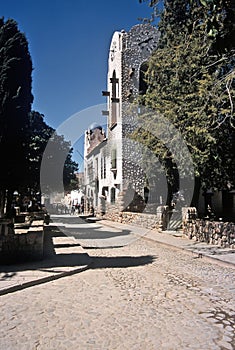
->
[110,70,119,127]
[111,187,116,204]
[111,149,117,169]
[101,157,103,179]
[103,156,106,179]
[96,158,98,178]
[88,161,93,183]
[101,156,106,179]
[139,62,148,95]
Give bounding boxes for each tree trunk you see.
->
[191,177,201,209]
[6,189,14,216]
[6,189,13,214]
[0,189,6,217]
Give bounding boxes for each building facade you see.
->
[84,24,160,215]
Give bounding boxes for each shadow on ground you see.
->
[0,225,155,279]
[90,255,156,269]
[185,241,235,256]
[50,217,133,241]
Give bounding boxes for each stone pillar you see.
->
[156,206,169,231]
[182,207,197,237]
[182,207,197,223]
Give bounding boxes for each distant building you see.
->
[76,172,85,191]
[84,24,160,215]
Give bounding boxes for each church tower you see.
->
[84,24,159,214]
[102,24,159,209]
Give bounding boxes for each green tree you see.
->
[63,149,79,192]
[27,111,79,198]
[0,18,33,215]
[0,18,78,215]
[26,111,54,194]
[138,0,235,208]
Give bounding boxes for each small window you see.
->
[88,162,93,182]
[96,158,98,177]
[111,187,116,204]
[139,62,148,95]
[111,149,117,169]
[103,156,106,179]
[101,156,106,179]
[101,157,103,179]
[110,70,119,127]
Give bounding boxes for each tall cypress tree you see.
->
[0,18,33,214]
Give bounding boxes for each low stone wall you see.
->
[15,211,48,224]
[183,219,235,248]
[0,219,14,236]
[102,206,235,249]
[103,210,165,230]
[0,219,44,264]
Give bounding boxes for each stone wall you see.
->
[121,24,159,198]
[0,219,14,236]
[183,219,235,248]
[182,207,235,248]
[103,211,160,229]
[0,219,44,263]
[102,205,235,249]
[102,205,170,231]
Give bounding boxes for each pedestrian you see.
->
[71,205,75,215]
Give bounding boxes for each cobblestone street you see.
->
[0,218,235,350]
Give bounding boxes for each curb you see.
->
[142,234,235,270]
[0,262,92,296]
[98,219,235,270]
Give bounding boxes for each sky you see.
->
[1,0,154,168]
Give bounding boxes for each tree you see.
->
[0,18,78,216]
[138,0,235,208]
[25,111,54,194]
[0,18,33,215]
[27,111,79,198]
[63,149,79,192]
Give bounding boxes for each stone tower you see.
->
[84,24,159,214]
[102,24,159,210]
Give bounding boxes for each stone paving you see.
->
[0,224,91,295]
[0,215,234,349]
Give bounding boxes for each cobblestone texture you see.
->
[0,232,234,349]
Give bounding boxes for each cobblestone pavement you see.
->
[0,224,235,349]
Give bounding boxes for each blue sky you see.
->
[1,0,153,169]
[1,0,153,128]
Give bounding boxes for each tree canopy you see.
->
[0,18,33,214]
[0,18,78,215]
[25,110,79,197]
[0,18,33,190]
[138,0,235,206]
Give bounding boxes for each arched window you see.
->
[139,62,148,95]
[110,70,119,127]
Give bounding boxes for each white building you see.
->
[84,24,160,215]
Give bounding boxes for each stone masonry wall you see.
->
[183,219,235,248]
[121,24,160,197]
[102,205,235,249]
[182,207,235,248]
[102,205,170,231]
[103,211,161,230]
[0,219,44,263]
